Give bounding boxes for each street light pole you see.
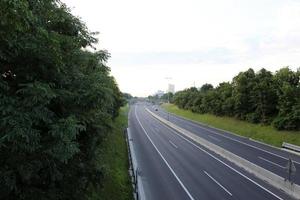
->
[165,77,172,121]
[167,91,170,121]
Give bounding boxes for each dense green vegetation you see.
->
[172,68,300,131]
[163,104,300,147]
[89,106,133,200]
[0,1,129,199]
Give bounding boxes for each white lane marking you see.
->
[169,140,178,149]
[164,111,299,165]
[203,171,232,196]
[208,135,221,142]
[134,107,195,200]
[147,112,284,200]
[258,157,285,169]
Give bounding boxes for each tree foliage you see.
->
[160,92,174,103]
[0,0,123,199]
[173,67,300,131]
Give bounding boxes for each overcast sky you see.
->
[62,0,300,97]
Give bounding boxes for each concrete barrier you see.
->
[146,108,300,200]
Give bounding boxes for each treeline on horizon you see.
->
[173,67,300,131]
[0,0,125,200]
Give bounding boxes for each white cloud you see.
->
[62,0,300,96]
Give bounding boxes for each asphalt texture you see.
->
[128,102,295,200]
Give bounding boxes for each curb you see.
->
[147,108,300,200]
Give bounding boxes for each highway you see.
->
[148,104,300,185]
[129,102,294,200]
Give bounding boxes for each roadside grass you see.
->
[89,105,133,200]
[162,104,300,147]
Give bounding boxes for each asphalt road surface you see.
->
[128,102,295,200]
[148,104,300,185]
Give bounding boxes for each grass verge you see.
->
[162,103,300,147]
[89,105,133,200]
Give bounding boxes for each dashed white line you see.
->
[169,140,178,149]
[134,107,195,200]
[203,171,232,196]
[259,157,285,169]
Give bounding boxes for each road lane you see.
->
[130,103,293,199]
[258,157,286,169]
[129,106,191,200]
[134,107,195,200]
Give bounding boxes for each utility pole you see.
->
[285,157,296,184]
[165,77,172,121]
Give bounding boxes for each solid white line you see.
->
[258,157,285,169]
[165,111,300,165]
[134,106,195,200]
[203,171,232,196]
[208,135,221,142]
[169,140,178,149]
[147,111,284,200]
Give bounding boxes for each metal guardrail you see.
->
[282,142,300,153]
[125,128,145,200]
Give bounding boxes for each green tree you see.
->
[200,83,214,93]
[273,68,300,130]
[215,82,234,116]
[173,88,198,109]
[161,92,174,103]
[252,68,278,124]
[172,67,299,131]
[232,68,256,121]
[0,1,123,199]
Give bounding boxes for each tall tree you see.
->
[273,68,300,130]
[216,82,234,116]
[0,1,123,199]
[252,68,278,124]
[232,68,256,120]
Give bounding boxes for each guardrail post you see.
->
[135,168,139,199]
